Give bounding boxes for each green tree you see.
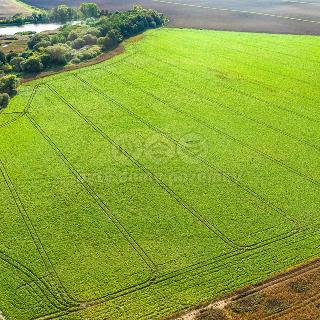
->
[80,3,101,18]
[0,93,10,109]
[51,5,76,22]
[34,40,51,51]
[83,34,97,45]
[72,38,86,49]
[45,44,69,65]
[98,35,117,51]
[0,75,19,96]
[67,31,79,41]
[5,51,18,62]
[10,57,25,72]
[0,51,6,64]
[1,64,13,74]
[28,33,50,49]
[21,57,43,73]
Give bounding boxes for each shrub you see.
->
[289,281,309,294]
[28,33,50,49]
[1,64,13,74]
[0,75,19,96]
[72,38,86,49]
[5,51,18,62]
[98,35,117,51]
[70,58,81,64]
[50,5,77,23]
[34,40,51,51]
[20,51,32,59]
[10,57,25,72]
[39,54,51,68]
[76,46,101,61]
[67,31,79,41]
[82,34,97,45]
[86,27,100,36]
[51,33,67,45]
[0,51,6,64]
[21,56,43,73]
[230,293,262,313]
[80,3,101,18]
[265,298,290,315]
[149,21,157,28]
[45,44,70,65]
[0,93,10,109]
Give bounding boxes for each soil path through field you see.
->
[170,258,320,319]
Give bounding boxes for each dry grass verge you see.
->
[169,258,320,320]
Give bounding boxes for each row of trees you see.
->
[0,5,167,110]
[0,3,107,25]
[1,5,166,73]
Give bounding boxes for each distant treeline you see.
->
[0,4,167,109]
[0,3,108,25]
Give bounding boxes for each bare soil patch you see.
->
[168,258,320,320]
[22,0,320,35]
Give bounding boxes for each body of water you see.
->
[0,21,80,36]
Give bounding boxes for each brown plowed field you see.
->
[170,258,320,320]
[23,0,320,34]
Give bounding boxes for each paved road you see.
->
[24,0,320,34]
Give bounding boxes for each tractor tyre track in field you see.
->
[72,74,300,246]
[169,257,320,320]
[227,39,320,66]
[0,85,38,129]
[101,66,320,191]
[2,30,318,320]
[0,250,63,311]
[0,159,78,309]
[16,47,318,320]
[47,83,241,250]
[123,58,320,154]
[148,32,320,106]
[36,224,320,320]
[47,81,319,300]
[25,112,158,280]
[139,49,320,125]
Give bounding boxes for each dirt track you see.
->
[23,0,320,35]
[168,258,320,320]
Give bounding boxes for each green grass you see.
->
[0,28,319,320]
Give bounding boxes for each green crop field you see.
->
[0,28,319,320]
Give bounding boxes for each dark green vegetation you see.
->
[0,28,320,320]
[0,5,166,107]
[0,74,19,108]
[0,2,105,25]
